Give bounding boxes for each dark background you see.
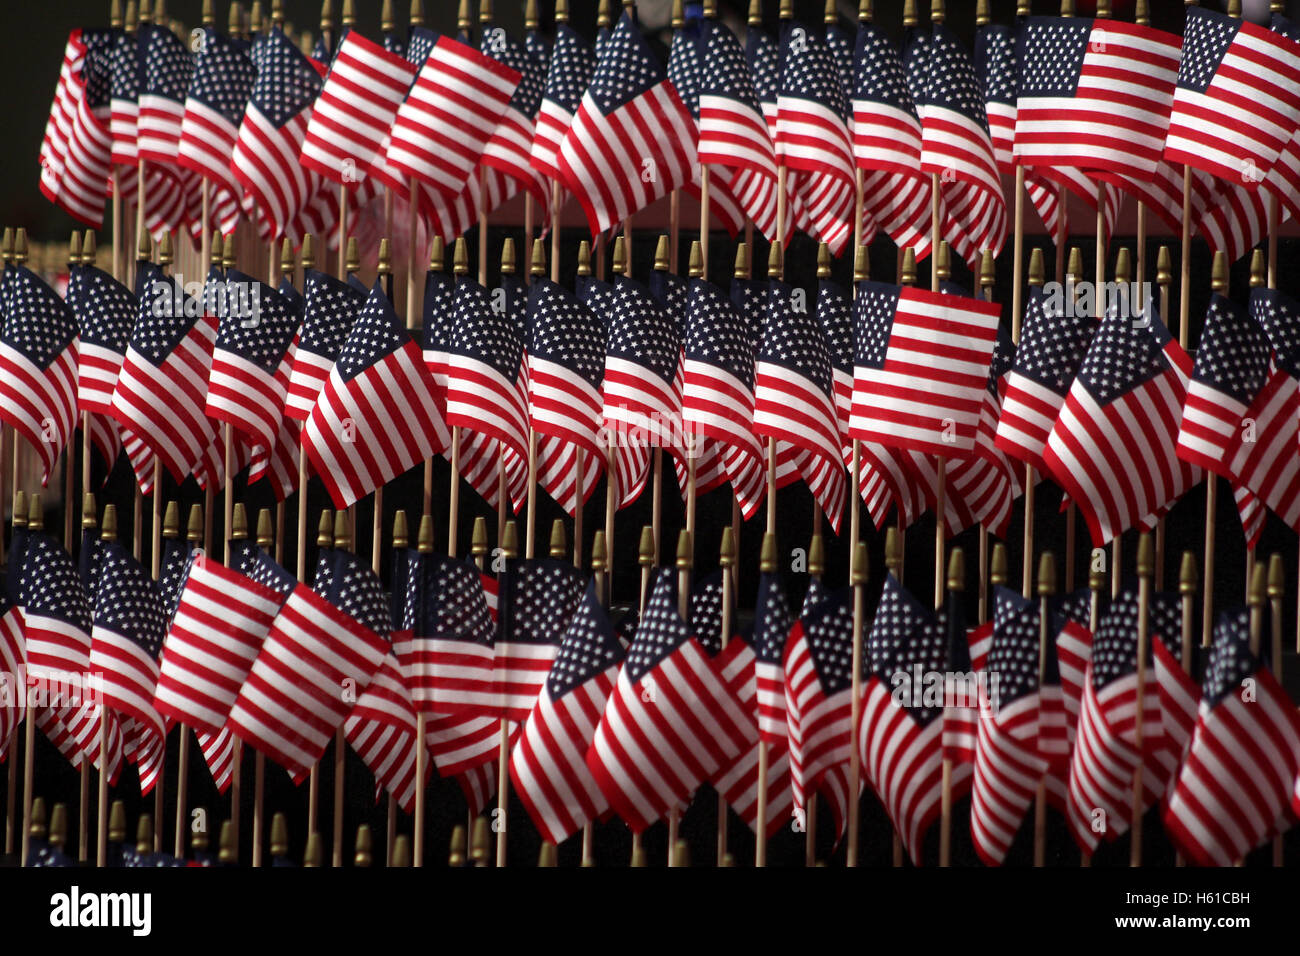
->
[7,0,1300,870]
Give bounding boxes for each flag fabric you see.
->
[530,23,596,184]
[587,568,752,833]
[136,23,194,174]
[1043,299,1199,545]
[20,531,92,687]
[526,277,606,518]
[42,31,115,228]
[344,653,426,815]
[1165,6,1300,186]
[494,557,587,722]
[558,11,696,236]
[1150,593,1200,793]
[108,26,140,172]
[0,591,23,764]
[479,24,549,205]
[0,264,79,483]
[285,269,367,420]
[945,323,1017,537]
[860,574,947,864]
[850,280,1001,459]
[752,571,794,746]
[1164,608,1300,866]
[303,283,449,508]
[970,587,1048,866]
[69,261,135,426]
[509,580,623,845]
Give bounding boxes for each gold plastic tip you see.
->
[676,529,693,570]
[1179,551,1197,595]
[946,547,965,592]
[672,839,691,867]
[612,235,627,276]
[109,801,127,842]
[1268,553,1284,599]
[817,242,831,279]
[226,0,239,35]
[470,817,491,864]
[68,231,81,268]
[502,520,520,560]
[12,229,25,264]
[900,248,917,286]
[471,516,489,557]
[187,504,203,543]
[256,508,273,548]
[1066,246,1082,281]
[976,0,990,26]
[1115,247,1132,285]
[549,519,568,559]
[1061,0,1075,17]
[591,529,607,573]
[457,0,472,29]
[577,240,592,277]
[501,237,516,275]
[935,241,951,281]
[377,238,392,275]
[100,502,118,542]
[1136,532,1154,577]
[411,0,424,27]
[808,533,825,577]
[231,502,249,541]
[672,0,684,29]
[139,0,153,24]
[26,493,43,531]
[392,510,409,550]
[206,230,222,266]
[991,541,1008,586]
[1249,562,1267,606]
[1227,0,1241,16]
[333,510,352,552]
[1097,0,1111,17]
[853,244,870,282]
[353,824,372,867]
[341,0,356,27]
[1028,249,1045,287]
[852,541,870,586]
[448,824,467,865]
[531,238,547,277]
[1037,552,1057,597]
[860,0,872,22]
[391,835,412,867]
[720,527,736,568]
[0,228,12,264]
[158,231,173,267]
[767,242,783,279]
[452,237,469,276]
[218,820,236,864]
[885,525,902,572]
[270,812,289,856]
[638,525,656,566]
[280,238,295,275]
[345,236,360,274]
[1250,249,1266,288]
[556,0,568,22]
[191,812,209,851]
[779,0,793,19]
[303,833,323,867]
[526,0,539,30]
[316,510,333,548]
[688,240,703,278]
[111,0,124,27]
[703,0,717,18]
[82,230,97,265]
[538,841,557,866]
[980,249,995,290]
[734,243,750,280]
[162,500,180,539]
[417,513,434,554]
[1156,245,1171,285]
[381,0,394,31]
[427,235,445,273]
[29,798,47,839]
[630,845,647,867]
[221,233,235,269]
[759,531,778,573]
[748,0,761,27]
[136,229,151,262]
[931,0,945,23]
[82,493,98,530]
[11,491,26,531]
[1136,0,1150,25]
[135,814,153,854]
[1211,250,1228,293]
[479,0,493,24]
[49,804,67,849]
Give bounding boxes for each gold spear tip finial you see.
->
[470,817,491,864]
[256,508,273,547]
[186,504,203,543]
[1156,245,1171,284]
[0,227,11,264]
[453,237,469,276]
[1268,552,1284,598]
[1135,0,1150,23]
[137,229,151,262]
[577,240,592,276]
[688,241,703,278]
[980,249,996,289]
[319,0,335,30]
[748,0,761,26]
[316,509,334,547]
[207,230,222,265]
[392,510,409,550]
[429,235,445,272]
[885,525,902,572]
[991,541,1008,586]
[109,800,127,841]
[976,0,990,26]
[1226,0,1241,17]
[612,235,627,276]
[655,235,672,272]
[860,0,873,23]
[13,228,28,264]
[82,492,98,529]
[392,835,413,867]
[270,812,289,856]
[1061,0,1075,17]
[29,797,47,839]
[303,832,323,867]
[231,502,249,540]
[556,0,569,23]
[500,237,516,275]
[68,231,81,267]
[1086,548,1105,590]
[676,529,693,570]
[479,0,493,25]
[526,0,539,29]
[1250,249,1266,288]
[162,500,180,538]
[378,238,392,275]
[549,518,567,559]
[853,541,870,586]
[638,525,656,566]
[824,0,837,25]
[946,547,964,592]
[703,0,717,19]
[112,0,124,27]
[381,0,394,31]
[201,0,214,27]
[135,814,153,854]
[901,247,917,285]
[471,516,489,557]
[808,533,825,577]
[217,820,236,864]
[672,0,684,29]
[1037,552,1057,597]
[341,0,356,28]
[11,491,26,531]
[1211,250,1227,293]
[767,242,783,278]
[333,509,352,551]
[672,839,691,867]
[538,842,558,866]
[417,513,434,553]
[531,238,547,277]
[1179,550,1197,595]
[158,231,174,266]
[779,0,793,20]
[759,531,778,573]
[1249,561,1267,606]
[345,236,360,274]
[411,0,424,27]
[597,0,612,29]
[191,812,209,851]
[630,845,647,867]
[817,242,831,278]
[222,233,235,268]
[1066,246,1082,280]
[448,824,467,865]
[931,0,945,24]
[936,241,951,281]
[720,527,736,567]
[294,233,313,270]
[353,824,372,867]
[1115,246,1132,284]
[1097,0,1111,18]
[854,244,870,281]
[26,493,43,531]
[734,243,750,280]
[227,0,240,34]
[281,237,294,273]
[101,502,118,542]
[139,0,153,23]
[49,804,68,849]
[591,529,607,572]
[1136,531,1154,577]
[82,230,97,265]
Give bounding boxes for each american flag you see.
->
[301,29,414,190]
[0,264,79,483]
[136,23,195,232]
[285,268,366,421]
[231,28,324,240]
[558,10,696,236]
[386,34,519,201]
[108,26,139,171]
[754,278,846,531]
[43,32,114,228]
[421,264,454,411]
[1043,299,1199,545]
[227,548,390,782]
[494,557,587,722]
[206,272,300,456]
[777,21,856,255]
[153,553,284,736]
[752,570,793,746]
[110,262,220,485]
[178,26,255,236]
[303,282,449,509]
[682,276,766,520]
[939,583,980,778]
[587,568,751,833]
[860,574,947,863]
[0,592,22,763]
[39,30,94,220]
[526,277,606,518]
[88,541,169,795]
[1165,6,1300,186]
[995,282,1095,474]
[1053,588,1096,761]
[784,585,857,842]
[344,653,426,815]
[969,587,1048,866]
[1064,588,1166,853]
[1149,593,1200,794]
[509,579,623,845]
[479,24,549,206]
[68,261,134,447]
[20,531,92,685]
[849,280,1001,459]
[530,22,596,185]
[1165,608,1300,866]
[1015,16,1181,185]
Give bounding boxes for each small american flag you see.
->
[43,32,114,229]
[285,268,366,421]
[1165,608,1300,866]
[494,557,587,722]
[421,265,454,413]
[20,531,92,686]
[303,283,449,508]
[530,23,595,185]
[587,568,751,833]
[1043,300,1200,546]
[1149,594,1199,794]
[0,594,22,764]
[752,571,793,746]
[109,27,139,170]
[509,579,623,845]
[69,261,134,426]
[1165,6,1300,186]
[344,653,426,815]
[558,11,696,237]
[479,24,549,206]
[0,264,80,483]
[136,22,194,186]
[849,281,1001,460]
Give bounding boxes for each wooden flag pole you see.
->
[1155,245,1172,582]
[95,504,119,867]
[1110,248,1133,598]
[668,529,692,865]
[1033,550,1056,866]
[1129,531,1154,867]
[422,237,444,520]
[1080,544,1105,867]
[330,510,353,867]
[296,235,317,582]
[716,528,736,866]
[884,525,904,866]
[1268,553,1285,865]
[229,503,249,850]
[532,520,568,866]
[846,541,870,867]
[937,545,963,868]
[413,512,434,866]
[1201,252,1228,646]
[677,240,700,542]
[1175,549,1196,867]
[1019,250,1044,598]
[64,234,81,554]
[628,525,655,867]
[19,496,44,866]
[581,530,607,866]
[448,238,470,557]
[929,1,947,612]
[78,493,97,861]
[494,521,520,867]
[976,251,997,618]
[170,504,201,859]
[3,491,18,861]
[754,532,777,867]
